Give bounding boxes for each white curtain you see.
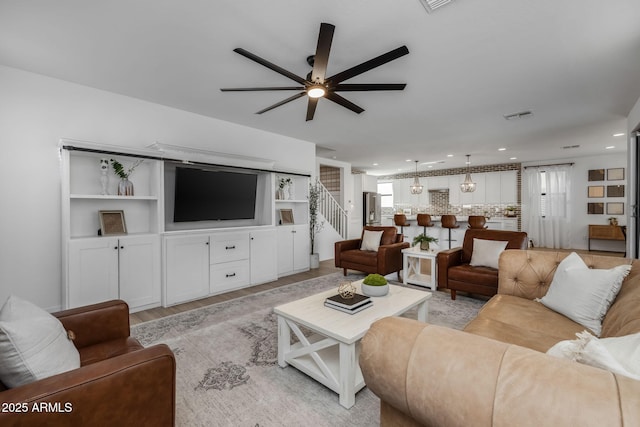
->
[523,164,572,248]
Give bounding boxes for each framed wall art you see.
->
[607,185,625,198]
[607,203,624,215]
[588,186,604,198]
[588,169,605,181]
[587,203,604,215]
[607,168,624,181]
[99,210,127,235]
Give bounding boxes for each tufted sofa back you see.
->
[498,250,639,338]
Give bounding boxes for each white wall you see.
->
[0,65,315,311]
[626,96,640,257]
[522,152,627,251]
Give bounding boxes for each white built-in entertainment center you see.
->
[60,139,311,312]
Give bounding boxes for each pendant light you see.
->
[460,154,476,193]
[410,160,423,195]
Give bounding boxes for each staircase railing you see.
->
[318,181,348,239]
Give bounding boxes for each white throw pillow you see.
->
[360,230,384,252]
[469,239,508,269]
[547,331,640,380]
[0,295,80,388]
[538,252,631,336]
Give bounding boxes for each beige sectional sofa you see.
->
[360,250,640,427]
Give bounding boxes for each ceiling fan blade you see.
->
[255,92,306,114]
[221,86,304,92]
[325,92,364,114]
[233,48,308,85]
[327,45,409,84]
[334,83,407,91]
[311,23,335,82]
[306,98,319,121]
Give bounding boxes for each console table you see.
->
[588,224,626,252]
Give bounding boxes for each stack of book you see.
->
[324,293,372,314]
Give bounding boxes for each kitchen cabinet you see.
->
[277,224,310,276]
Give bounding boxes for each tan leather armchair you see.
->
[0,300,175,426]
[437,229,528,299]
[335,226,410,277]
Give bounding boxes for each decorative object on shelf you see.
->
[99,210,127,235]
[337,281,356,299]
[278,177,292,200]
[607,168,624,181]
[412,233,438,251]
[361,273,389,297]
[111,158,143,196]
[410,160,423,195]
[99,158,109,195]
[460,154,476,193]
[608,217,619,226]
[309,179,325,269]
[279,209,294,225]
[504,206,517,217]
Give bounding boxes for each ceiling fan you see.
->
[220,23,409,121]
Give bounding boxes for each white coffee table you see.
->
[274,280,431,408]
[402,246,438,291]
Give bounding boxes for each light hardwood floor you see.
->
[129,260,342,325]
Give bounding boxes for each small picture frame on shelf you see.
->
[607,168,625,181]
[588,169,605,181]
[99,210,127,235]
[607,202,624,215]
[279,209,294,225]
[587,186,604,198]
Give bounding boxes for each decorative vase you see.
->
[361,283,389,297]
[420,241,430,251]
[99,158,109,195]
[310,253,320,269]
[118,178,134,196]
[287,182,294,200]
[276,189,285,200]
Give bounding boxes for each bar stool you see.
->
[394,214,410,240]
[441,215,460,249]
[467,215,488,229]
[417,214,434,235]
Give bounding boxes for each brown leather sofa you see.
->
[361,250,640,427]
[0,300,176,426]
[335,226,409,277]
[437,228,528,299]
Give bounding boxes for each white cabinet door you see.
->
[68,238,119,308]
[293,224,311,271]
[276,226,294,275]
[485,172,501,203]
[250,228,278,284]
[448,175,461,205]
[164,234,210,305]
[362,174,378,193]
[500,171,518,204]
[471,174,486,204]
[118,235,161,310]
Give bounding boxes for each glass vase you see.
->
[118,178,134,196]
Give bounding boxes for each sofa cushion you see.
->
[340,249,378,267]
[602,274,640,338]
[547,331,640,380]
[0,295,80,388]
[539,252,631,336]
[449,264,498,288]
[361,230,383,252]
[469,238,508,269]
[464,294,586,352]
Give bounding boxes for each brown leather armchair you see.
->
[437,229,528,300]
[335,226,410,278]
[0,300,175,426]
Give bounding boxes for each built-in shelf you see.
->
[275,199,308,203]
[70,194,159,201]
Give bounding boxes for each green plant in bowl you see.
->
[363,274,388,286]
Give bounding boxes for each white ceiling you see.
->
[1,0,639,175]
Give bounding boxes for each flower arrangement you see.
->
[110,159,143,179]
[278,177,292,189]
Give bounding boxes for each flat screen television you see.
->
[173,167,258,222]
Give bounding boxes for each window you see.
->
[377,182,393,208]
[539,170,568,218]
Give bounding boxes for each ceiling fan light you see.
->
[307,85,326,98]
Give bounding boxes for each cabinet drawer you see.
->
[210,234,250,264]
[210,260,250,293]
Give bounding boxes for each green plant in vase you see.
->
[412,233,438,251]
[308,179,325,268]
[111,159,143,196]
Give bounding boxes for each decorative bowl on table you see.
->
[361,274,389,297]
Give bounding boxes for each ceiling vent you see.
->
[417,0,453,13]
[503,110,533,121]
[562,144,580,149]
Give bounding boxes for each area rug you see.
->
[132,272,485,427]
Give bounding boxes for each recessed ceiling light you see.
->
[498,148,506,151]
[510,157,517,160]
[372,163,379,166]
[447,154,453,157]
[613,133,625,137]
[427,165,433,168]
[405,159,412,162]
[605,146,615,150]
